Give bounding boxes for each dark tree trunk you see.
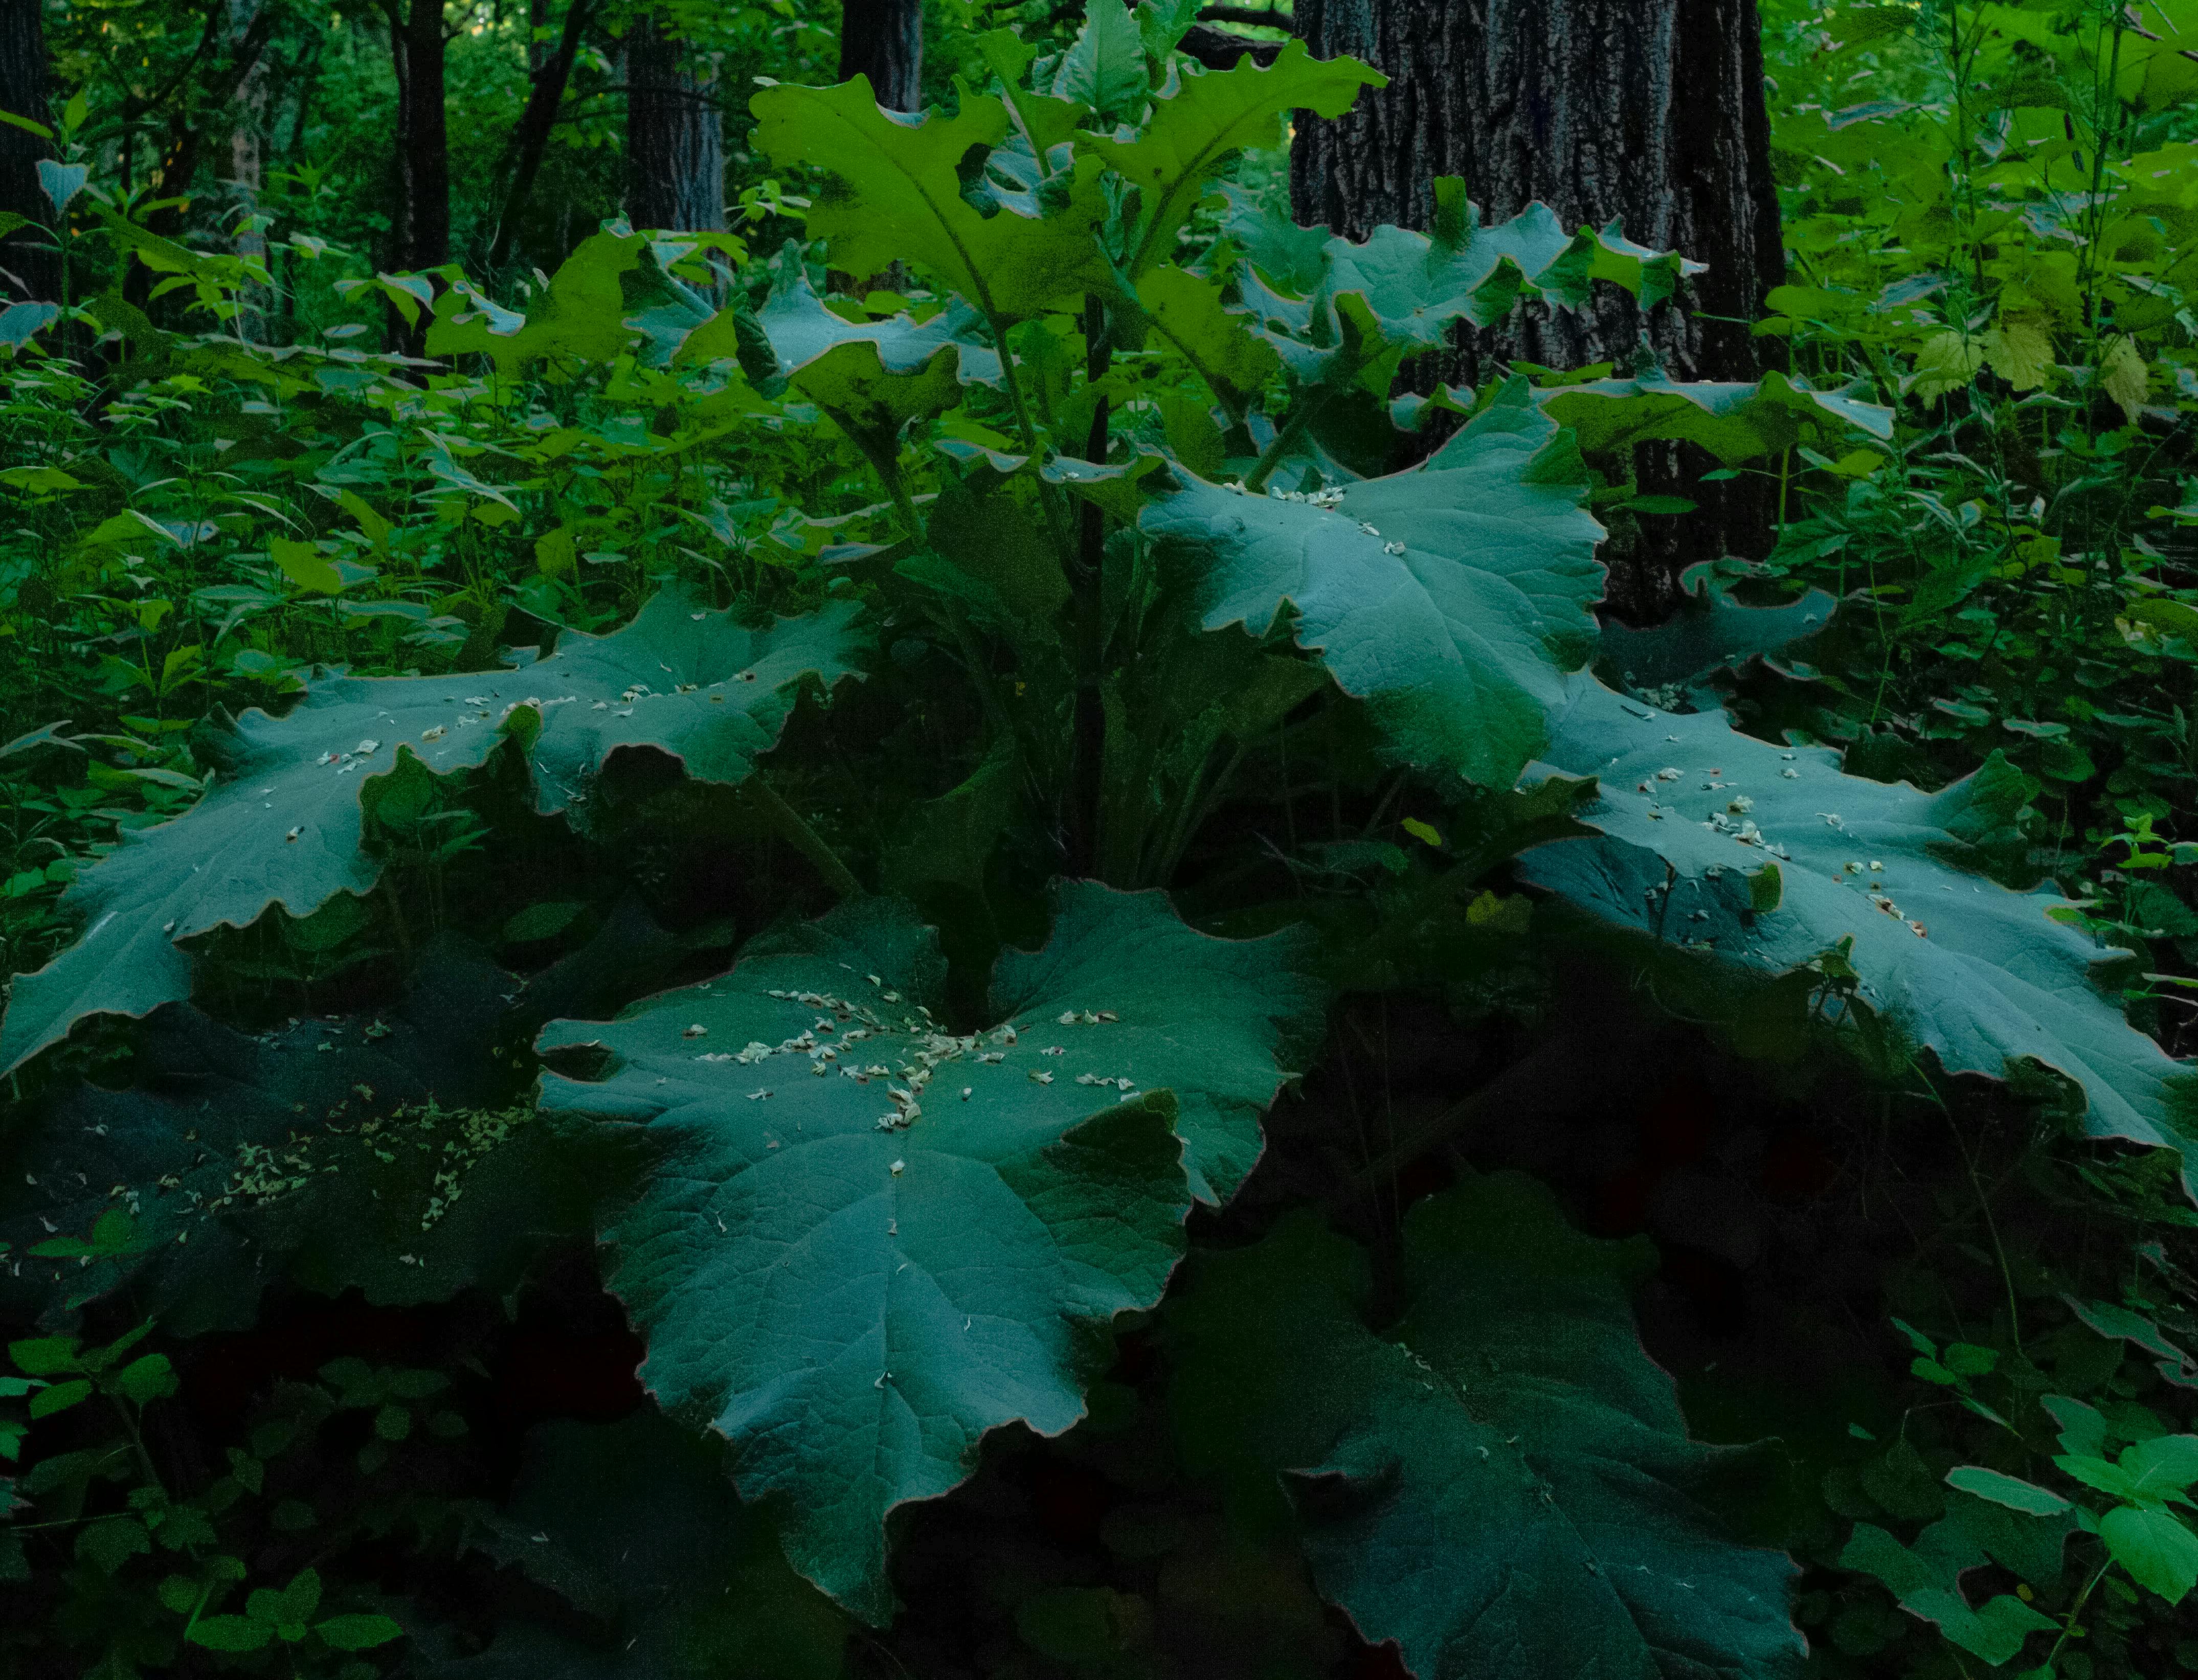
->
[1289,0,1786,619]
[838,0,921,112]
[0,0,57,303]
[488,0,596,269]
[389,0,451,272]
[626,16,723,233]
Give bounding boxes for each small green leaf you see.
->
[9,1335,80,1376]
[1945,1466,2070,1516]
[188,1615,274,1652]
[28,1378,90,1418]
[1401,818,1442,847]
[503,901,588,944]
[271,537,345,596]
[114,1354,177,1405]
[315,1614,407,1651]
[2100,1504,2198,1603]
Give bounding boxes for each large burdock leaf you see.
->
[1168,1174,1803,1680]
[1088,40,1385,280]
[0,590,865,1073]
[751,79,1113,324]
[1233,181,1699,392]
[0,948,592,1334]
[1138,381,1604,787]
[1515,678,2196,1186]
[534,884,1323,1621]
[1534,366,1894,465]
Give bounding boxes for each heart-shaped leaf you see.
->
[535,884,1322,1619]
[1168,1174,1804,1679]
[0,589,865,1073]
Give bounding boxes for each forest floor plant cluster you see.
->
[2,3,2198,1677]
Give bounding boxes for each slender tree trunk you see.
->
[625,16,722,233]
[838,0,921,112]
[228,0,269,336]
[389,0,450,272]
[1290,0,1786,618]
[0,0,57,303]
[488,0,594,270]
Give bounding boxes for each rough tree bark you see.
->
[838,0,921,111]
[0,0,57,302]
[626,16,724,233]
[387,0,451,273]
[1288,0,1786,618]
[488,0,596,270]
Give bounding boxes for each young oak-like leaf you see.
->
[0,589,864,1073]
[1138,382,1604,789]
[1167,1174,1804,1679]
[1514,676,2198,1193]
[1087,40,1385,281]
[534,885,1323,1621]
[750,80,1113,323]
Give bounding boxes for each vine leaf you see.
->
[1167,1174,1805,1679]
[1088,40,1385,280]
[533,885,1323,1621]
[1138,380,1604,789]
[751,79,1113,322]
[1515,678,2197,1189]
[0,590,865,1073]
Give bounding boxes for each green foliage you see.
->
[1168,1174,1806,1679]
[2,4,2195,1677]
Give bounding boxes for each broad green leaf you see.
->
[1240,183,1700,392]
[271,537,344,595]
[746,260,1002,389]
[1168,1175,1803,1679]
[1839,1520,2056,1664]
[442,1412,849,1677]
[1515,678,2198,1191]
[1600,565,1837,699]
[1944,1465,2070,1516]
[1089,40,1383,279]
[427,228,648,375]
[1053,0,1148,126]
[1135,263,1279,425]
[2100,1504,2198,1603]
[752,80,1113,323]
[0,589,865,1072]
[314,1614,405,1651]
[2121,1434,2198,1498]
[1138,380,1603,788]
[0,962,598,1334]
[535,886,1321,1619]
[188,1616,274,1653]
[1535,367,1895,465]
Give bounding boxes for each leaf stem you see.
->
[741,776,861,899]
[1242,387,1329,494]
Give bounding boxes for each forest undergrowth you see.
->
[3,3,2198,1677]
